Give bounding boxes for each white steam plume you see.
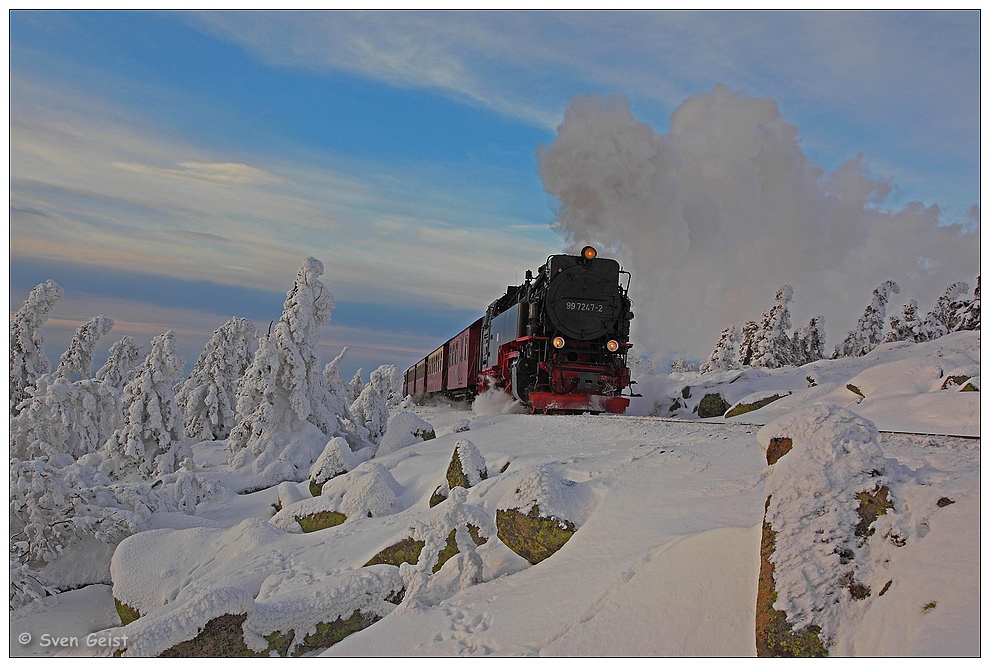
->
[538,86,979,365]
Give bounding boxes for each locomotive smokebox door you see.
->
[544,257,622,341]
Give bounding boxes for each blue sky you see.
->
[9,10,982,378]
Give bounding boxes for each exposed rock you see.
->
[157,613,272,657]
[273,610,382,656]
[429,486,448,507]
[433,526,487,574]
[765,437,792,466]
[154,608,387,657]
[940,365,980,390]
[756,517,828,657]
[495,464,585,565]
[364,525,487,574]
[115,598,141,625]
[432,440,488,507]
[496,504,576,565]
[364,536,426,568]
[446,440,488,490]
[725,392,789,419]
[296,510,347,533]
[697,392,730,418]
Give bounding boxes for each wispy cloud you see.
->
[10,71,558,314]
[111,161,287,185]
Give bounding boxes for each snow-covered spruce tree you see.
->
[228,258,349,483]
[737,321,759,367]
[175,317,257,441]
[321,347,352,413]
[833,280,900,358]
[102,330,188,480]
[752,285,794,369]
[952,276,980,332]
[53,315,114,382]
[227,334,279,460]
[10,280,64,414]
[670,359,696,374]
[370,363,403,408]
[315,346,364,435]
[9,375,122,464]
[700,325,740,374]
[923,281,969,339]
[95,336,144,391]
[791,315,826,365]
[883,300,930,344]
[351,379,390,445]
[348,368,365,403]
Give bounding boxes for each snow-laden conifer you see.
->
[923,281,968,339]
[752,285,794,368]
[700,325,740,374]
[10,280,64,413]
[95,336,144,391]
[227,334,279,459]
[53,315,114,382]
[791,315,826,365]
[834,280,900,358]
[321,347,354,417]
[10,375,123,464]
[952,276,980,332]
[175,317,257,441]
[738,321,759,367]
[227,258,350,483]
[348,369,365,402]
[103,330,188,480]
[883,300,930,344]
[370,363,403,408]
[351,380,389,445]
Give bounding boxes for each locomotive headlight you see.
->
[581,246,597,260]
[552,336,566,349]
[606,339,620,352]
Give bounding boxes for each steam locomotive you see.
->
[402,246,635,414]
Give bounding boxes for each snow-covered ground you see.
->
[10,332,980,657]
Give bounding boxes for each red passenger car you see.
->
[426,344,447,394]
[445,318,482,400]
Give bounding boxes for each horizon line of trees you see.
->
[692,276,980,375]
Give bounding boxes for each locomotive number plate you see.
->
[565,301,604,313]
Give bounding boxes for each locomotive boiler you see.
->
[403,246,635,414]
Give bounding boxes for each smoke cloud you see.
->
[538,87,980,364]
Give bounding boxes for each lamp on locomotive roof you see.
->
[581,246,597,261]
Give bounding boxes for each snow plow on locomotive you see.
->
[403,246,635,414]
